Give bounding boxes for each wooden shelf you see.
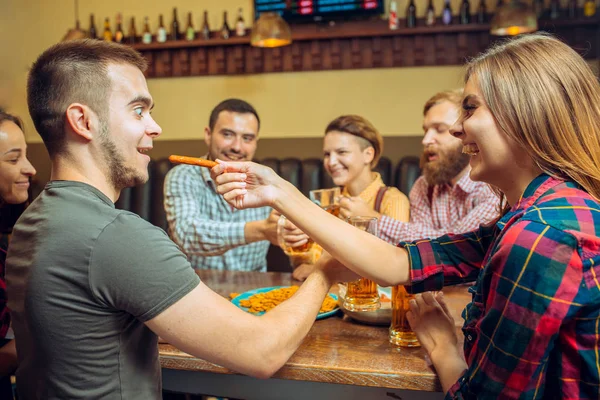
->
[131,16,600,78]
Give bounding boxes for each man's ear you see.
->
[204,126,211,147]
[66,104,97,141]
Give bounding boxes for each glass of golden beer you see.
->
[309,187,341,217]
[277,214,314,256]
[343,217,381,312]
[389,285,420,347]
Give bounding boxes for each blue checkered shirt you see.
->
[164,162,271,271]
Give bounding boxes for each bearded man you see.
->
[339,90,499,243]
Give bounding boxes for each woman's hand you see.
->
[212,161,283,209]
[407,292,459,358]
[406,292,467,393]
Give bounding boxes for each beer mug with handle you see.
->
[343,216,381,312]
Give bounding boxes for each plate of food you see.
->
[338,284,392,326]
[230,286,339,320]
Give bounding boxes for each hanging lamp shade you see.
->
[250,12,292,48]
[62,0,87,41]
[490,0,538,36]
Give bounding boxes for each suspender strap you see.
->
[374,186,389,213]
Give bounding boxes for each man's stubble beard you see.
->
[420,141,471,186]
[99,122,148,190]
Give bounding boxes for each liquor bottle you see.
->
[157,14,167,43]
[534,0,546,18]
[220,11,230,39]
[550,0,561,19]
[476,0,487,23]
[89,14,97,39]
[114,13,124,43]
[442,0,453,24]
[128,17,137,45]
[201,11,211,40]
[425,0,436,26]
[171,7,180,41]
[584,0,597,16]
[142,17,152,44]
[567,0,578,17]
[389,0,399,30]
[235,8,246,36]
[460,0,471,24]
[185,12,195,41]
[103,17,113,41]
[406,0,417,27]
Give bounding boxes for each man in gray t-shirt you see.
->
[7,40,354,399]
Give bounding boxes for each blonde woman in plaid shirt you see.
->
[214,34,600,399]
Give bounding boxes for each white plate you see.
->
[338,284,392,326]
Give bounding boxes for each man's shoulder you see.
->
[166,163,206,182]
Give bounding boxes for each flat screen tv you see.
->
[254,1,385,23]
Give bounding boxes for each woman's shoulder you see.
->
[381,186,409,202]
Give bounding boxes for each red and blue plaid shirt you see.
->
[403,174,600,399]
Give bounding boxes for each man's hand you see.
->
[313,252,361,285]
[263,210,280,245]
[279,217,310,249]
[212,161,282,209]
[339,196,381,220]
[292,263,316,281]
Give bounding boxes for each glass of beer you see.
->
[389,285,420,347]
[343,217,381,312]
[277,214,314,256]
[309,187,341,217]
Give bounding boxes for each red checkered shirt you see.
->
[378,173,499,243]
[403,174,600,399]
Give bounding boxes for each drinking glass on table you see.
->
[389,285,420,348]
[342,216,381,312]
[276,187,341,258]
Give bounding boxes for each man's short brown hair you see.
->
[27,39,147,156]
[422,89,463,116]
[325,115,383,168]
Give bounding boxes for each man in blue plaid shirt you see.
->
[164,99,278,271]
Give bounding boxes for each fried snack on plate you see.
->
[239,286,337,314]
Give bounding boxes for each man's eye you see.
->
[134,108,143,116]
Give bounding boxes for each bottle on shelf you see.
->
[235,8,246,36]
[220,10,231,39]
[460,0,471,24]
[476,0,487,23]
[114,13,124,44]
[389,0,399,30]
[103,17,113,41]
[549,0,561,19]
[584,0,597,16]
[128,17,137,45]
[425,0,436,26]
[142,17,152,44]
[185,12,195,41]
[567,0,578,18]
[442,0,453,25]
[157,14,167,43]
[171,7,180,41]
[406,0,417,27]
[89,14,97,39]
[534,0,546,19]
[201,10,211,40]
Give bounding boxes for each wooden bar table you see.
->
[160,270,471,400]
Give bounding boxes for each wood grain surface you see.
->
[159,270,472,392]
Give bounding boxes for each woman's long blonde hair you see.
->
[465,33,600,201]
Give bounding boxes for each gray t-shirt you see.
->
[6,181,200,399]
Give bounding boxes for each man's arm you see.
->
[378,183,498,244]
[164,165,275,256]
[146,265,357,378]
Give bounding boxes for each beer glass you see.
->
[343,217,381,312]
[309,187,341,217]
[389,285,420,347]
[277,214,314,256]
